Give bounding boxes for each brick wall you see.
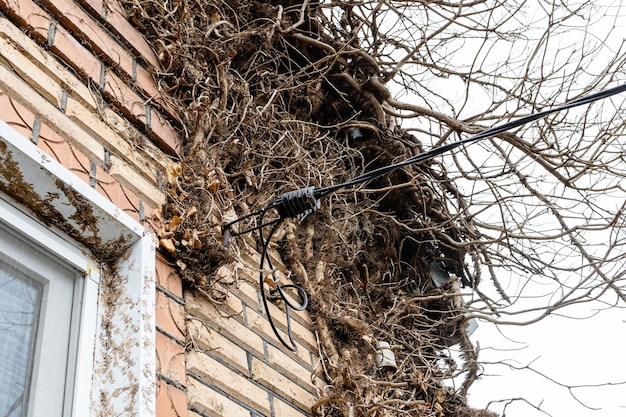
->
[185,249,321,417]
[0,1,321,416]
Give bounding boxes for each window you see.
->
[0,208,90,417]
[0,119,156,417]
[0,261,42,417]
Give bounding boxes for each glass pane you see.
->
[0,263,43,417]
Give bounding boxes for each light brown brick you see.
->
[99,181,142,220]
[79,0,103,16]
[238,245,263,270]
[0,17,172,183]
[0,90,36,139]
[214,264,236,285]
[142,201,160,234]
[206,267,244,314]
[260,293,317,351]
[134,63,160,100]
[156,290,185,341]
[0,63,111,166]
[266,343,316,389]
[232,262,312,328]
[107,152,165,208]
[278,279,314,327]
[186,290,265,357]
[246,306,312,366]
[100,106,172,173]
[266,246,288,271]
[250,358,318,411]
[188,351,272,417]
[274,397,311,417]
[233,260,258,285]
[0,17,97,109]
[213,284,244,315]
[156,255,183,298]
[99,172,141,221]
[135,64,179,123]
[187,318,248,375]
[148,106,181,157]
[234,254,313,328]
[0,62,167,210]
[104,2,160,69]
[188,378,250,417]
[36,124,92,185]
[39,0,134,77]
[231,279,261,310]
[0,35,64,107]
[103,68,146,125]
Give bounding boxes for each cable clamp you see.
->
[271,186,320,220]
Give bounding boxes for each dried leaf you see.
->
[436,390,445,403]
[434,401,444,417]
[244,169,257,187]
[168,215,181,231]
[192,231,203,249]
[166,163,181,184]
[264,276,278,289]
[152,206,162,222]
[208,179,220,193]
[185,206,198,218]
[159,238,176,254]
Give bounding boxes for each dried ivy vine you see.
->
[121,0,498,415]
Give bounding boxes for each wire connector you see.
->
[271,186,320,220]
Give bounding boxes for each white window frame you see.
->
[0,119,156,417]
[0,197,97,417]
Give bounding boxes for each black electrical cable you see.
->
[222,82,626,351]
[314,82,626,199]
[257,210,308,352]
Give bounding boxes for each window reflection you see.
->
[0,263,43,417]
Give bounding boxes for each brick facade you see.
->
[0,0,320,416]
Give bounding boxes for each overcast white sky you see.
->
[466,288,626,416]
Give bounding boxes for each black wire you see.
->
[257,210,308,352]
[225,82,626,232]
[314,82,626,199]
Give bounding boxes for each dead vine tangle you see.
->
[123,0,626,416]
